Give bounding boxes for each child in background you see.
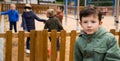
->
[44,8,63,51]
[74,6,120,61]
[55,6,64,24]
[0,4,19,32]
[21,4,46,54]
[44,9,63,60]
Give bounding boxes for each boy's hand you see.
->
[43,20,47,24]
[41,11,47,14]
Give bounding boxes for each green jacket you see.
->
[44,17,63,32]
[74,27,120,61]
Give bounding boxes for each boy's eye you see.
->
[83,21,88,23]
[91,21,96,23]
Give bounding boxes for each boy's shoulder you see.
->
[97,27,115,39]
[49,17,59,21]
[103,32,115,39]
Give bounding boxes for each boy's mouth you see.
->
[86,29,93,32]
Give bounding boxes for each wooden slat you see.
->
[110,29,119,35]
[18,31,25,61]
[30,30,36,61]
[110,29,115,35]
[0,33,5,38]
[59,30,66,61]
[35,31,43,61]
[69,30,77,61]
[42,30,48,61]
[118,30,120,47]
[5,31,12,61]
[51,30,57,61]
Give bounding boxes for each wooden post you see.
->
[18,31,25,61]
[35,31,43,61]
[51,30,57,61]
[30,30,36,61]
[42,30,48,61]
[118,30,120,47]
[59,30,66,61]
[69,30,77,61]
[5,31,12,61]
[110,29,115,35]
[110,29,120,47]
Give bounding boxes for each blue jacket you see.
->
[21,11,46,31]
[0,9,19,22]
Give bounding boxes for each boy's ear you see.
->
[99,21,103,25]
[79,21,82,26]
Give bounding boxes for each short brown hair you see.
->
[80,6,103,21]
[58,6,64,12]
[47,9,54,17]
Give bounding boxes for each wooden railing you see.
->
[0,30,78,61]
[1,4,113,15]
[110,29,120,47]
[1,4,50,14]
[0,29,120,61]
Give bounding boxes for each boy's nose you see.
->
[87,23,92,27]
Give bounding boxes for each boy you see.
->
[74,6,120,61]
[44,9,63,51]
[21,4,46,54]
[0,4,19,32]
[55,6,64,24]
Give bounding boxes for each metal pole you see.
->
[76,0,80,31]
[30,0,31,4]
[112,0,115,16]
[85,0,87,7]
[26,0,28,3]
[74,0,77,19]
[64,0,68,25]
[87,0,90,5]
[37,0,39,4]
[114,0,119,32]
[17,0,19,3]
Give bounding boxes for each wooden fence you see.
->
[0,30,78,61]
[0,4,113,15]
[1,4,50,14]
[0,29,120,61]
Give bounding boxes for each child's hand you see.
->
[41,11,47,14]
[43,20,47,24]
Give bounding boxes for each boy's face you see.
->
[80,15,102,35]
[10,4,16,10]
[57,7,61,12]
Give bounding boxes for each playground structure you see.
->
[64,0,120,31]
